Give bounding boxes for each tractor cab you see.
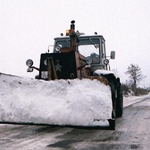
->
[26,20,115,80]
[53,35,113,72]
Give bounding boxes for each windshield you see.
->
[54,37,100,64]
[78,44,99,57]
[55,39,70,48]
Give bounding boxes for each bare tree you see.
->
[125,64,146,95]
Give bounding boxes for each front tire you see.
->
[116,78,123,117]
[110,81,116,130]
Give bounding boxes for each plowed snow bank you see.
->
[0,73,112,126]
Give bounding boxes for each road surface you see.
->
[0,96,150,150]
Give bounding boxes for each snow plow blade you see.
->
[0,73,115,129]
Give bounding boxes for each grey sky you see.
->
[0,0,150,86]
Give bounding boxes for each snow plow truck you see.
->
[26,20,123,129]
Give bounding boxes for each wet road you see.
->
[0,97,150,150]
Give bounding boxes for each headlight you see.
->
[55,44,62,52]
[103,59,109,65]
[86,56,92,65]
[26,59,33,67]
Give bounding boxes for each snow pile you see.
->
[94,69,114,75]
[0,73,112,126]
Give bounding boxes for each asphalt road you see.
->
[0,97,150,150]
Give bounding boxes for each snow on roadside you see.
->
[123,94,150,107]
[0,73,112,126]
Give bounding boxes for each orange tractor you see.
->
[26,21,123,129]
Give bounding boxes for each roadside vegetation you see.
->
[122,64,149,96]
[122,82,150,97]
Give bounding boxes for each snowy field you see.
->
[0,73,113,127]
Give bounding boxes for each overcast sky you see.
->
[0,0,150,87]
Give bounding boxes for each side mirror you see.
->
[110,51,115,59]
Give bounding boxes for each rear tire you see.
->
[116,99,123,117]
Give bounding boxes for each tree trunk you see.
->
[133,79,137,96]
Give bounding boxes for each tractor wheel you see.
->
[110,81,116,130]
[116,97,123,117]
[116,79,123,117]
